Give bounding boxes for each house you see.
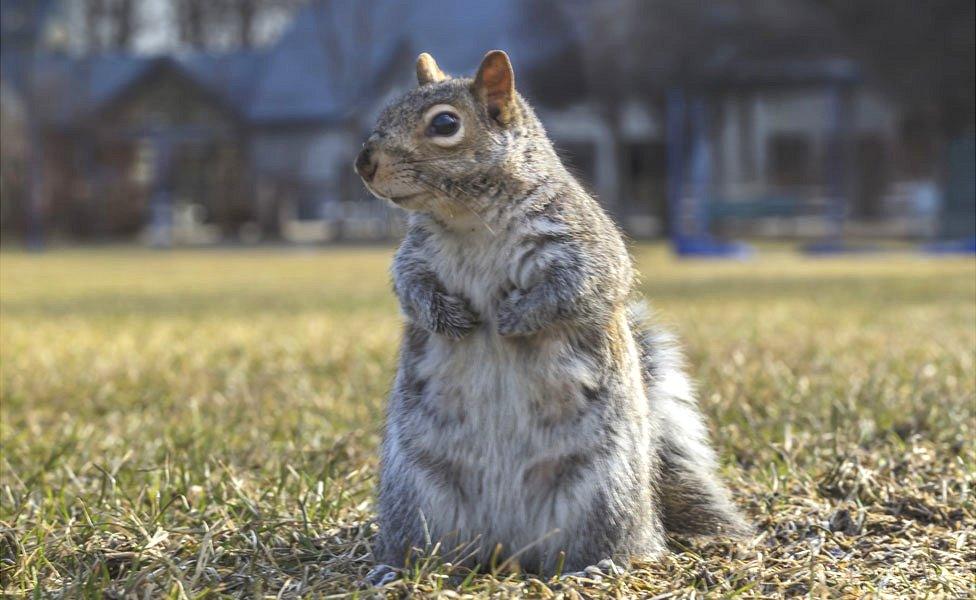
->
[1,0,586,243]
[243,0,584,243]
[1,0,958,245]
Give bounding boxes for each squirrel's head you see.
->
[356,50,550,217]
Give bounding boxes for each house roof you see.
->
[248,0,573,123]
[179,50,267,112]
[8,0,864,128]
[22,53,254,125]
[10,0,574,127]
[85,54,155,107]
[246,2,384,123]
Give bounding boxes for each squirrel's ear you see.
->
[416,53,446,86]
[473,50,515,125]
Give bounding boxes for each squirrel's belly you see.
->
[408,328,607,554]
[415,327,599,432]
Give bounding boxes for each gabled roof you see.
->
[18,50,269,125]
[85,54,155,107]
[92,56,256,125]
[249,0,576,124]
[247,2,392,124]
[13,0,579,128]
[28,53,141,125]
[395,0,560,74]
[178,50,266,111]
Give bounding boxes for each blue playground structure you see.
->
[925,137,976,255]
[666,89,752,258]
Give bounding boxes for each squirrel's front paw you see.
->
[496,291,537,337]
[432,293,480,340]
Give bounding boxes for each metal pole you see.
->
[25,51,44,251]
[689,95,712,239]
[149,135,173,248]
[825,84,848,246]
[666,87,685,247]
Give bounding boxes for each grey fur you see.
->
[357,51,748,576]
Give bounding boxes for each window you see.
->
[556,142,596,189]
[623,141,668,233]
[767,133,814,186]
[296,189,323,221]
[854,135,888,219]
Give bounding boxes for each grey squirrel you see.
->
[355,50,749,581]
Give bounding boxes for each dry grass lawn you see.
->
[1,246,974,598]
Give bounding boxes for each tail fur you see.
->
[628,302,751,538]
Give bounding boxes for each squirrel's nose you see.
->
[355,146,378,181]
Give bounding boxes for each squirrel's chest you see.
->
[417,230,595,424]
[426,232,527,316]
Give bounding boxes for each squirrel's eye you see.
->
[427,112,460,137]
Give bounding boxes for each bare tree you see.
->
[515,0,586,108]
[176,0,206,49]
[111,0,134,48]
[82,0,138,51]
[580,0,842,101]
[83,0,106,51]
[175,0,303,51]
[816,0,975,137]
[237,0,257,48]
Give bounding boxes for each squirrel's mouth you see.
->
[361,179,423,205]
[387,192,423,204]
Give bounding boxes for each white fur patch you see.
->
[657,369,693,403]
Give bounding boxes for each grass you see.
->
[1,245,974,598]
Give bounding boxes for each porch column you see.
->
[148,135,174,247]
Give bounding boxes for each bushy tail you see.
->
[628,302,751,538]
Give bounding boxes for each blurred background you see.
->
[1,0,974,252]
[2,4,974,595]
